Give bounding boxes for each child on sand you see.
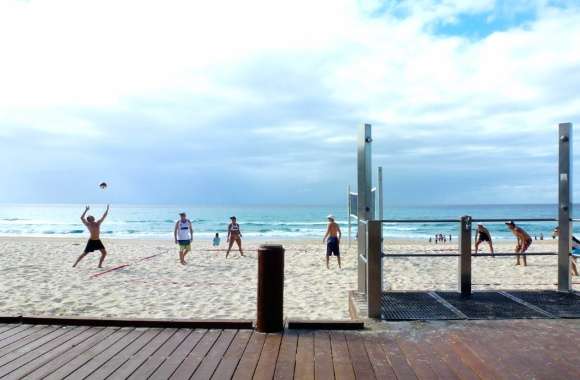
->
[323,215,342,269]
[73,205,109,268]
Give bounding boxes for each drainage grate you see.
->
[506,291,580,318]
[380,292,463,320]
[437,291,547,319]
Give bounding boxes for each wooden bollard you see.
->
[256,244,284,333]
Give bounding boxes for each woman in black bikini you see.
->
[475,223,494,256]
[226,216,244,258]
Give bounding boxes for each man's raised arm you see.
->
[97,204,110,224]
[80,205,89,224]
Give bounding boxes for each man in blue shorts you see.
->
[323,215,342,269]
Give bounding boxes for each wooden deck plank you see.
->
[0,325,20,338]
[231,332,266,380]
[345,332,376,380]
[273,330,298,380]
[43,327,138,380]
[90,328,175,379]
[0,325,94,378]
[451,331,509,380]
[293,331,314,380]
[0,325,53,351]
[21,327,119,379]
[400,337,459,380]
[361,335,395,380]
[445,333,503,380]
[191,329,237,380]
[169,329,222,380]
[314,331,334,380]
[0,326,70,367]
[124,328,191,379]
[211,330,253,380]
[378,336,418,380]
[253,333,283,380]
[0,325,32,344]
[423,333,480,380]
[146,330,206,380]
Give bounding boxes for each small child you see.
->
[212,233,220,247]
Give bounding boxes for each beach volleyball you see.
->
[99,182,108,190]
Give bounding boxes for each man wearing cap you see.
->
[474,223,494,256]
[174,212,193,265]
[323,215,342,269]
[505,220,532,266]
[226,216,244,258]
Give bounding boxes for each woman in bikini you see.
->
[226,216,244,258]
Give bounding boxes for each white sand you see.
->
[0,237,577,320]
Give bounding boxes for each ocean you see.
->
[0,203,573,241]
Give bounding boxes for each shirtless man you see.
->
[73,205,109,268]
[226,216,244,258]
[505,221,532,266]
[174,212,193,265]
[474,223,494,256]
[323,215,342,269]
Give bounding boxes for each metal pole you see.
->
[378,167,384,222]
[558,123,573,292]
[367,220,382,318]
[256,244,285,333]
[357,123,372,293]
[458,215,472,296]
[347,184,351,249]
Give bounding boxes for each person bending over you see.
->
[506,221,532,266]
[73,205,109,268]
[323,215,342,269]
[474,223,494,256]
[226,216,244,258]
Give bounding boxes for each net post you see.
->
[458,215,472,296]
[367,220,382,318]
[558,122,573,292]
[357,123,372,293]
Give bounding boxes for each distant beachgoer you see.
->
[429,237,432,243]
[434,234,438,244]
[174,212,193,265]
[540,233,544,240]
[323,215,342,269]
[226,216,244,258]
[552,227,579,276]
[449,234,452,242]
[506,221,532,266]
[474,223,494,256]
[73,205,109,268]
[213,233,221,247]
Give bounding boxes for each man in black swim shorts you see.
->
[474,223,494,256]
[73,205,109,268]
[323,215,342,269]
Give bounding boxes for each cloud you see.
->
[0,0,579,205]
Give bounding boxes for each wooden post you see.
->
[367,220,382,319]
[558,123,573,292]
[256,244,284,333]
[357,123,372,293]
[458,216,472,296]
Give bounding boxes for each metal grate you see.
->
[380,292,463,320]
[507,291,580,318]
[437,291,547,319]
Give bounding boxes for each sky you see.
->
[1,0,580,206]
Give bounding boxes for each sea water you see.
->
[0,203,572,241]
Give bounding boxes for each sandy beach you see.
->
[0,237,577,320]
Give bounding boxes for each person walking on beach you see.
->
[174,212,193,265]
[73,205,109,268]
[323,215,342,269]
[505,221,532,266]
[474,223,494,256]
[226,216,244,258]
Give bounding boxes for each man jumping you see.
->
[73,205,109,268]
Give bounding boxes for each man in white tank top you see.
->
[174,212,193,265]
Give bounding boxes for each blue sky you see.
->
[1,0,580,205]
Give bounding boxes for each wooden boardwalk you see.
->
[0,320,578,379]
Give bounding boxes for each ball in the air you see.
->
[99,182,108,190]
